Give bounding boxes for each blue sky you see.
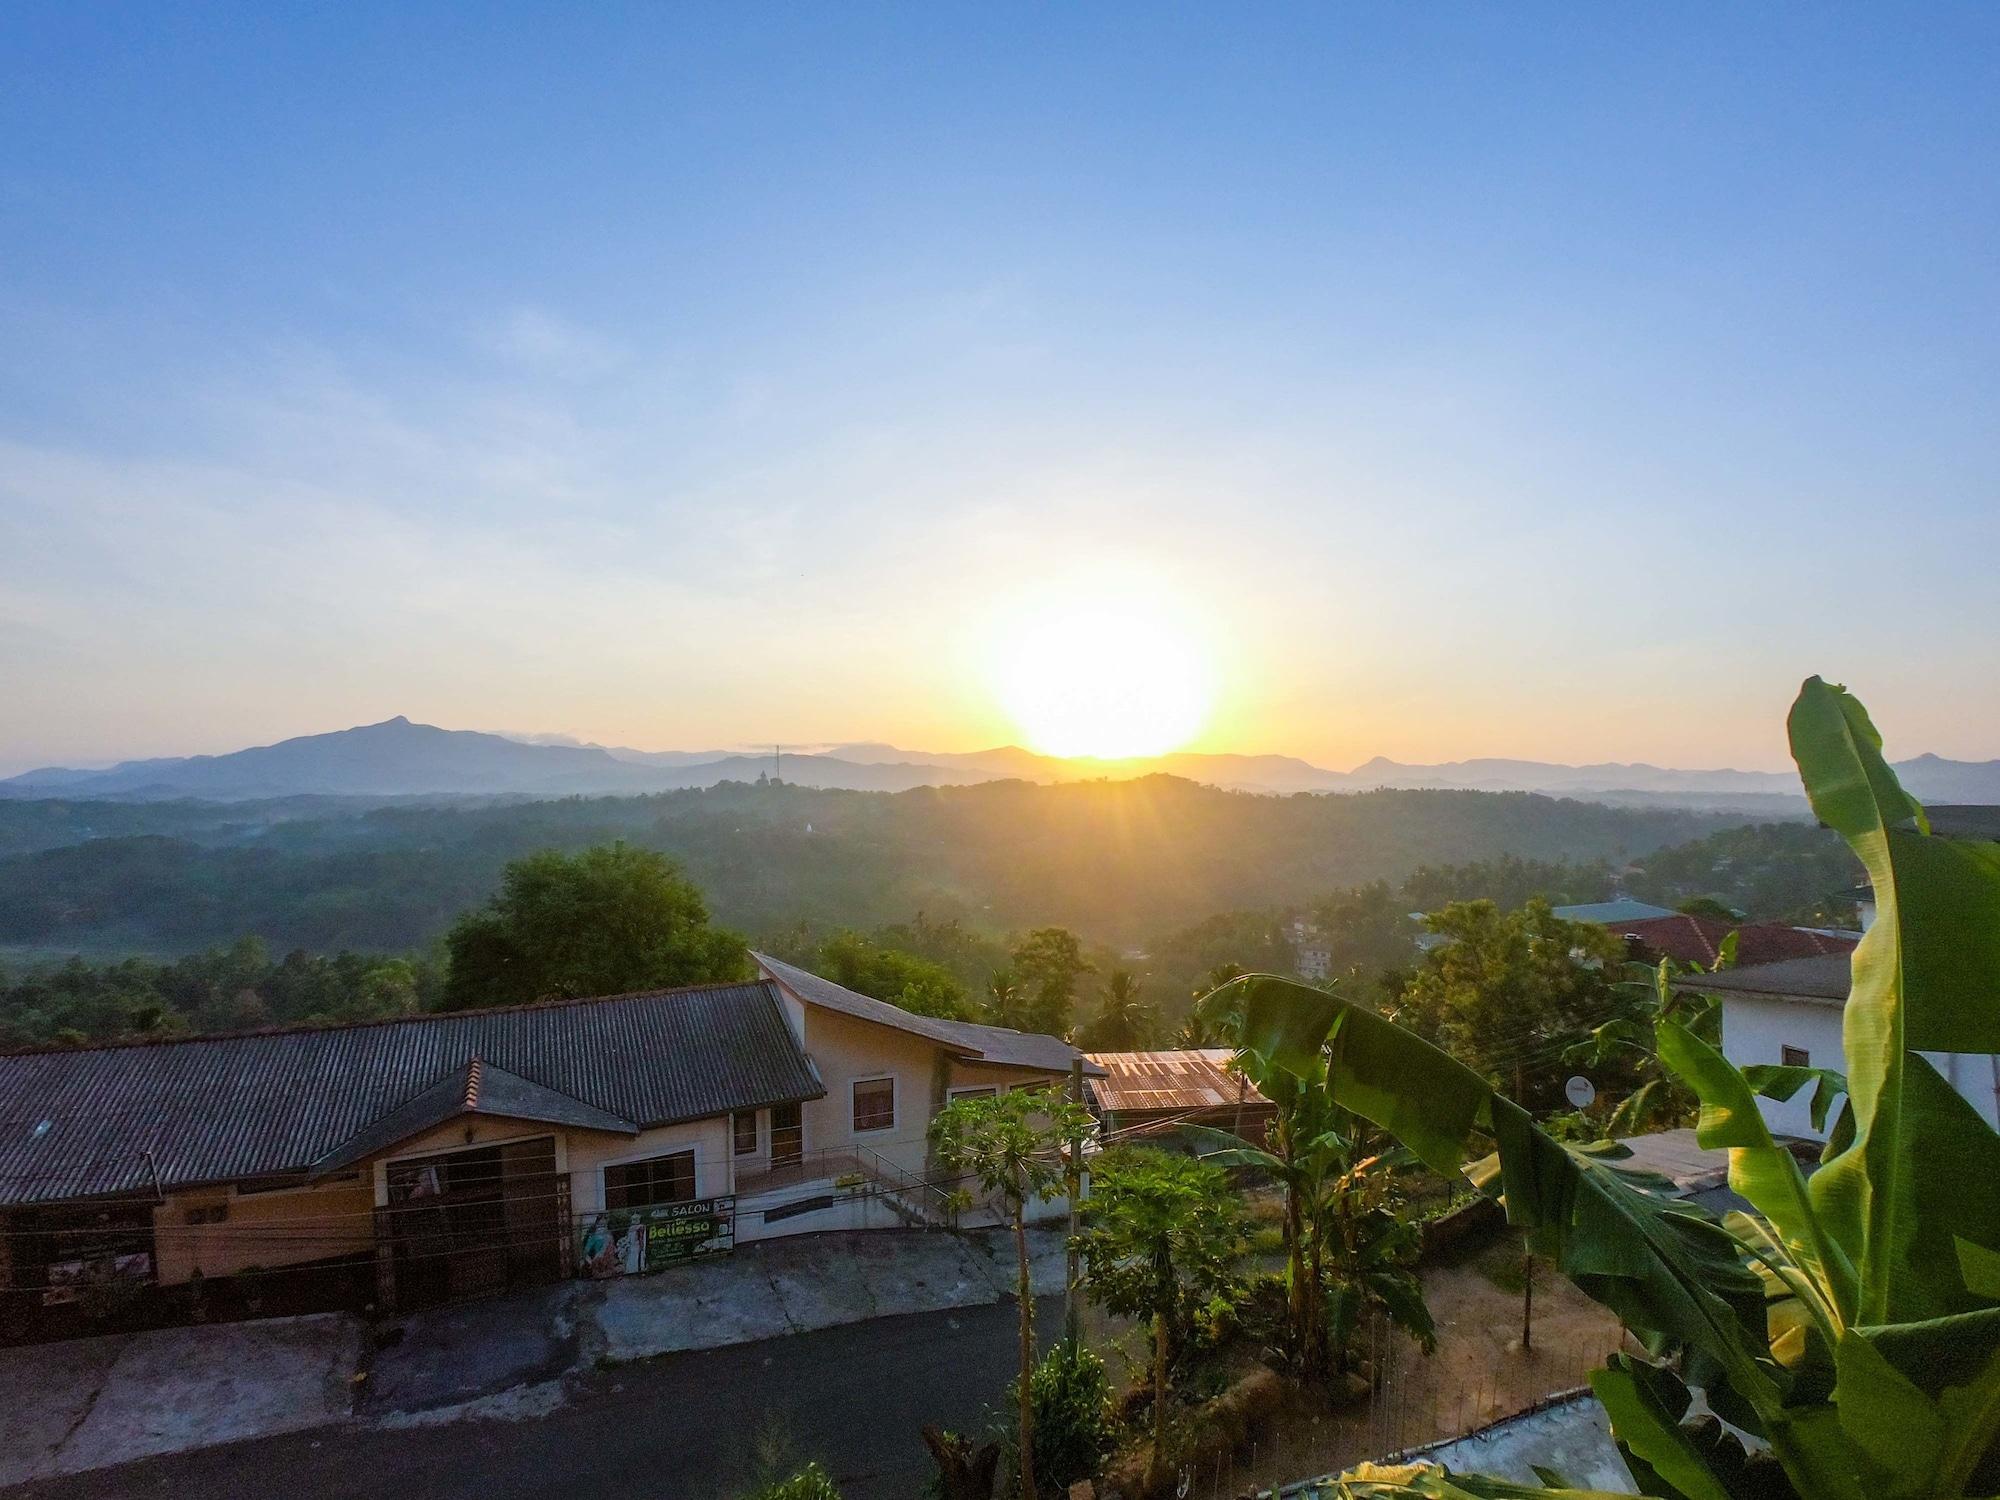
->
[2,4,1995,774]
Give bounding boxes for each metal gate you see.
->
[374,1137,573,1312]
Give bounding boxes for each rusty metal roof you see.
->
[1083,1048,1274,1115]
[0,981,824,1206]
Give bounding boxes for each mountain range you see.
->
[5,717,1999,808]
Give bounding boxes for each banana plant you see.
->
[1229,677,2000,1500]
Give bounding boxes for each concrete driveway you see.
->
[0,1314,363,1487]
[0,1228,1068,1485]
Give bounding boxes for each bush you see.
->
[745,1463,842,1500]
[1009,1340,1114,1497]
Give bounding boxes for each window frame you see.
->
[602,1149,698,1212]
[1780,1044,1811,1069]
[947,1085,998,1103]
[732,1111,759,1156]
[851,1076,896,1135]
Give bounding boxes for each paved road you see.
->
[8,1294,1066,1500]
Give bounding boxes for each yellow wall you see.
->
[565,1117,733,1212]
[152,1177,375,1285]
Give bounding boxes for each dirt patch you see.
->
[1162,1229,1631,1499]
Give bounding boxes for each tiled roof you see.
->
[1084,1049,1274,1115]
[0,982,824,1206]
[310,1059,640,1176]
[753,953,1104,1077]
[1614,915,1858,968]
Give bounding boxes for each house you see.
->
[1696,954,2000,1139]
[0,959,1095,1339]
[1083,1048,1276,1144]
[1607,914,1856,969]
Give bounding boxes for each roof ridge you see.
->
[0,976,781,1060]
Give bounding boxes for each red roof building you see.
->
[1612,914,1857,968]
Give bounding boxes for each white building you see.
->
[1703,953,2000,1139]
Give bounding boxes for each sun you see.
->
[988,586,1215,759]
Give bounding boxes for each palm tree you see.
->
[1175,963,1246,1046]
[985,968,1028,1029]
[1083,969,1157,1049]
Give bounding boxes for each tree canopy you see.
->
[440,843,747,1010]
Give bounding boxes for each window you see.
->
[604,1151,696,1211]
[948,1086,997,1103]
[852,1077,895,1133]
[1781,1045,1810,1068]
[733,1111,759,1156]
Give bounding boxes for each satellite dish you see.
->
[1564,1075,1596,1109]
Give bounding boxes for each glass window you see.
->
[733,1111,759,1155]
[1781,1045,1810,1068]
[852,1077,895,1133]
[604,1151,696,1211]
[949,1086,997,1102]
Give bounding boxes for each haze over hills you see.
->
[5,716,2000,808]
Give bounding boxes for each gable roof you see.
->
[753,953,1104,1077]
[310,1058,639,1177]
[1674,952,1852,1006]
[0,981,824,1206]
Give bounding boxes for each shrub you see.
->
[745,1463,842,1500]
[1007,1340,1114,1497]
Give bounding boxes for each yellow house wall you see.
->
[798,1006,943,1178]
[565,1117,734,1211]
[151,1177,375,1285]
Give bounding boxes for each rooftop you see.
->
[1083,1048,1274,1115]
[1551,898,1679,925]
[752,953,1102,1076]
[1672,952,1852,1005]
[0,981,825,1206]
[1611,914,1857,968]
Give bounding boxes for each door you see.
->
[770,1101,803,1168]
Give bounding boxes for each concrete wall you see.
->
[1722,994,2000,1138]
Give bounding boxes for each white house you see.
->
[1702,953,2000,1139]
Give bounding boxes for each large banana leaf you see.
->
[1789,679,2000,1327]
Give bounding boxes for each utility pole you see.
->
[1065,1052,1085,1345]
[1522,1249,1535,1352]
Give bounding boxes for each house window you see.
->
[733,1111,759,1156]
[948,1086,997,1103]
[604,1151,696,1211]
[1781,1045,1810,1068]
[852,1077,895,1133]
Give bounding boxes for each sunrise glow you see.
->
[988,585,1215,759]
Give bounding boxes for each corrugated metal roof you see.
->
[1083,1049,1274,1114]
[1551,898,1680,925]
[0,981,824,1206]
[753,953,1104,1077]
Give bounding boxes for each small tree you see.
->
[1076,1147,1248,1481]
[930,1089,1096,1500]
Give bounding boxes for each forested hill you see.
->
[0,776,1756,958]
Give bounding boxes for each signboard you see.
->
[577,1196,735,1278]
[1564,1075,1597,1109]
